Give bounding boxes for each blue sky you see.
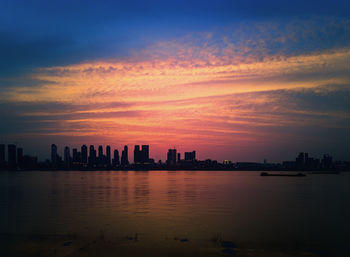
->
[1,0,350,76]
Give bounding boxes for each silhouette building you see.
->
[106,145,111,167]
[134,145,141,163]
[141,145,149,163]
[17,148,23,168]
[72,148,78,163]
[322,154,333,169]
[0,144,5,169]
[51,144,58,166]
[121,145,129,166]
[185,151,196,161]
[81,145,88,164]
[98,145,103,159]
[8,144,17,169]
[89,145,96,167]
[167,148,177,165]
[113,149,120,166]
[64,146,71,168]
[296,152,305,169]
[134,145,149,164]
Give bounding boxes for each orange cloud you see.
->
[1,36,350,161]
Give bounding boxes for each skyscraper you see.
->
[141,145,149,163]
[72,148,77,161]
[185,151,196,161]
[167,148,177,165]
[113,149,120,166]
[0,144,5,169]
[121,145,129,166]
[81,145,88,164]
[98,145,103,159]
[8,144,17,169]
[17,148,23,168]
[106,145,111,167]
[51,144,57,165]
[64,146,71,167]
[98,145,103,167]
[134,145,141,163]
[89,145,96,167]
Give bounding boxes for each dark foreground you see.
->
[1,170,349,257]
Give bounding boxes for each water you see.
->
[1,170,350,257]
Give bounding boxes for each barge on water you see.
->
[260,172,306,177]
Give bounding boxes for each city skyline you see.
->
[0,142,347,172]
[0,141,346,164]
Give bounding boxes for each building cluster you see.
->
[51,145,199,170]
[282,152,335,171]
[166,148,196,165]
[0,144,38,170]
[51,144,138,170]
[1,143,349,171]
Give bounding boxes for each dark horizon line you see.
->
[0,143,349,172]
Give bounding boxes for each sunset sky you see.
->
[1,0,350,162]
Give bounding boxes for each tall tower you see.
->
[134,145,140,163]
[8,144,17,169]
[121,145,129,166]
[81,145,88,164]
[0,144,5,169]
[17,148,23,168]
[167,148,177,165]
[141,145,149,163]
[113,149,120,166]
[89,145,96,167]
[64,146,71,167]
[98,145,103,159]
[106,145,111,167]
[51,144,57,166]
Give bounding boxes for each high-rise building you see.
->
[17,148,23,168]
[134,145,141,163]
[141,145,149,163]
[134,145,149,164]
[8,144,17,169]
[121,145,129,166]
[0,144,5,169]
[72,148,79,164]
[98,145,104,167]
[113,149,120,166]
[167,148,177,165]
[177,153,181,162]
[89,145,96,167]
[106,145,111,167]
[51,144,57,165]
[98,145,103,159]
[296,152,305,169]
[322,154,333,169]
[64,146,71,167]
[81,145,88,164]
[185,151,196,161]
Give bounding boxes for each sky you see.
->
[1,0,350,162]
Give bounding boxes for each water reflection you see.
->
[134,171,150,215]
[167,171,178,207]
[0,171,349,257]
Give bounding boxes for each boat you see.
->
[260,172,306,177]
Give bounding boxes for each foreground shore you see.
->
[2,231,347,257]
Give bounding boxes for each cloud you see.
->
[1,16,350,161]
